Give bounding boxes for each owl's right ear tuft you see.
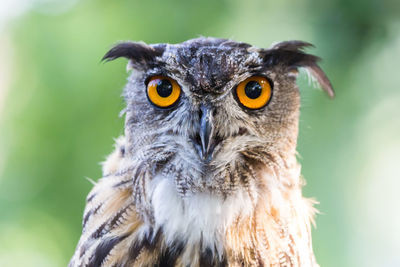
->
[102,41,165,65]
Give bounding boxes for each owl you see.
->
[69,37,333,267]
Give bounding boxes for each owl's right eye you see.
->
[146,76,181,108]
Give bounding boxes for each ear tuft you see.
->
[264,40,334,98]
[102,41,165,64]
[304,62,335,98]
[270,40,314,51]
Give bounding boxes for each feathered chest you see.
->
[69,139,318,267]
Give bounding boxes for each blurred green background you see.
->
[1,0,399,266]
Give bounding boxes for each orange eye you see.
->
[235,76,272,109]
[146,76,181,108]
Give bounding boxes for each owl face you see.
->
[104,37,333,196]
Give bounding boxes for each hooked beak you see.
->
[196,105,218,161]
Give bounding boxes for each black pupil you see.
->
[244,81,262,99]
[156,79,173,97]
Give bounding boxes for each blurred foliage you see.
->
[1,0,400,266]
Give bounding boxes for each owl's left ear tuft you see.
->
[264,41,334,98]
[102,41,165,65]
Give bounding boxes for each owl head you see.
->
[103,37,333,198]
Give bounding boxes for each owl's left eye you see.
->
[146,76,181,108]
[235,76,272,110]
